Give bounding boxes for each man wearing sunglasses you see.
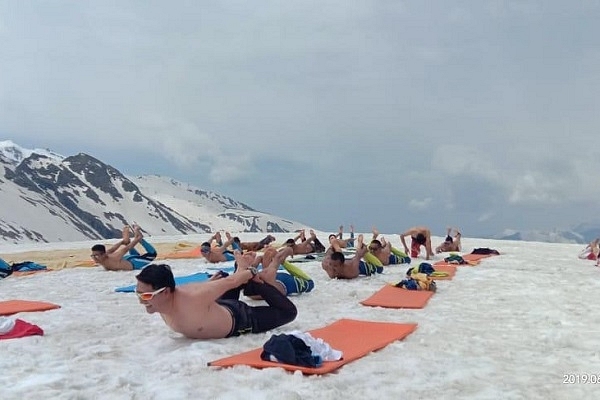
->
[368,227,411,266]
[135,250,297,340]
[91,225,157,271]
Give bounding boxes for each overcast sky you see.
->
[2,1,600,237]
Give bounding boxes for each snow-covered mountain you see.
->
[0,140,306,244]
[492,228,595,244]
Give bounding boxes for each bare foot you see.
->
[260,247,278,273]
[299,229,306,241]
[233,250,256,273]
[132,224,143,241]
[275,246,294,261]
[357,234,365,249]
[372,226,379,239]
[251,254,263,268]
[121,226,131,245]
[258,247,293,292]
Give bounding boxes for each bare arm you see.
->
[191,270,253,304]
[216,232,237,252]
[105,240,126,255]
[195,253,254,302]
[381,237,390,250]
[210,231,223,246]
[399,231,413,253]
[343,238,355,247]
[371,227,379,241]
[352,244,368,261]
[329,238,344,252]
[425,235,433,260]
[454,231,462,251]
[107,228,142,255]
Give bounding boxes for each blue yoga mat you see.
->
[115,272,211,292]
[206,266,236,272]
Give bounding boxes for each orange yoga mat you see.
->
[432,264,456,280]
[208,318,417,375]
[0,300,61,316]
[10,270,50,277]
[462,253,495,262]
[360,285,434,309]
[159,246,203,260]
[434,260,480,268]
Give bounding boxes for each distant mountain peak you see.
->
[0,140,305,243]
[0,140,65,164]
[494,228,586,244]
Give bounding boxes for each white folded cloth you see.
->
[0,316,16,334]
[288,330,343,361]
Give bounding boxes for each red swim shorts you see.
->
[411,240,421,258]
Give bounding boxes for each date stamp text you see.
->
[563,374,600,384]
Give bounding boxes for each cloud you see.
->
[508,172,563,205]
[408,197,433,210]
[146,120,219,168]
[2,1,600,235]
[209,154,254,184]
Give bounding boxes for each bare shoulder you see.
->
[174,285,211,310]
[179,282,208,295]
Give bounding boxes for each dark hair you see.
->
[200,242,211,248]
[370,239,382,247]
[91,244,106,253]
[136,264,176,291]
[285,238,295,245]
[328,234,336,240]
[330,251,345,264]
[415,233,427,245]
